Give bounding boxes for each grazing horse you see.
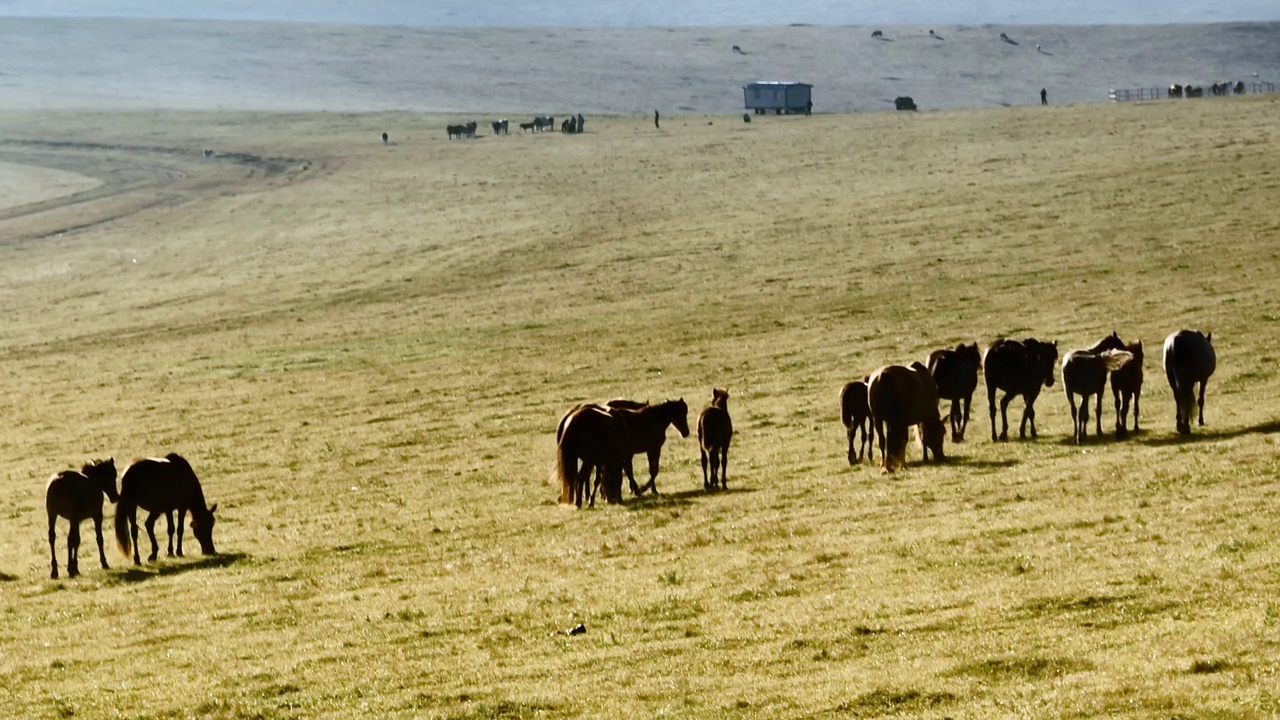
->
[867,363,945,472]
[603,398,690,495]
[840,379,873,464]
[1163,330,1216,435]
[555,404,632,507]
[1061,343,1135,444]
[115,453,217,565]
[519,121,536,133]
[697,388,734,490]
[983,338,1059,441]
[927,342,981,442]
[45,459,118,578]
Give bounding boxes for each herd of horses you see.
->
[555,329,1217,506]
[555,390,734,508]
[1168,82,1245,99]
[840,329,1214,471]
[44,453,217,579]
[447,115,586,138]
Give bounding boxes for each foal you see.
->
[45,458,118,578]
[697,388,734,490]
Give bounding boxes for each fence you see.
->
[1109,81,1275,102]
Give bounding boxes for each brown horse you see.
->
[1111,339,1144,437]
[115,453,217,564]
[1163,330,1216,435]
[867,363,945,472]
[46,458,118,579]
[555,404,632,507]
[982,338,1059,441]
[839,379,873,464]
[604,398,690,495]
[697,388,734,490]
[1061,344,1135,444]
[927,342,981,442]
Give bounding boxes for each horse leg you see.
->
[1113,386,1126,437]
[645,450,661,495]
[949,401,961,443]
[1094,390,1104,438]
[988,386,1000,442]
[1078,395,1090,443]
[166,511,177,557]
[1067,391,1079,444]
[719,446,729,490]
[48,513,59,579]
[700,448,710,489]
[998,393,1014,441]
[1133,389,1141,431]
[1197,379,1208,426]
[960,393,971,441]
[624,457,642,496]
[94,512,109,570]
[576,464,594,508]
[144,512,161,562]
[860,418,871,461]
[67,520,81,578]
[129,513,142,565]
[847,424,857,465]
[175,509,187,557]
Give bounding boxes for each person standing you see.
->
[1040,88,1048,105]
[654,109,660,129]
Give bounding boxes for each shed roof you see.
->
[744,81,813,87]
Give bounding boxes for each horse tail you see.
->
[114,468,138,557]
[555,415,578,505]
[839,383,855,429]
[1100,349,1134,372]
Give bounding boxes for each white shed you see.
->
[743,81,813,114]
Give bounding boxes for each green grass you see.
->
[1,97,1279,718]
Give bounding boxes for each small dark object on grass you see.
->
[743,113,751,123]
[895,96,917,111]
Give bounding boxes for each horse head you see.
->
[1032,339,1059,387]
[922,414,947,461]
[190,503,218,555]
[85,458,119,503]
[669,398,691,438]
[956,342,981,365]
[711,387,730,409]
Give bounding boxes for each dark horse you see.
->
[555,404,631,507]
[839,379,873,464]
[46,458,118,578]
[1163,329,1216,435]
[867,363,946,472]
[115,453,218,565]
[1111,337,1144,437]
[697,388,734,490]
[983,338,1059,441]
[1061,338,1135,444]
[604,398,690,495]
[927,342,981,442]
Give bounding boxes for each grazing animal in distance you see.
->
[446,124,465,139]
[867,363,945,472]
[381,132,389,144]
[519,121,536,133]
[115,453,217,565]
[1061,336,1135,444]
[927,342,981,442]
[697,388,734,490]
[870,30,883,38]
[202,149,213,159]
[839,379,873,464]
[982,338,1059,441]
[1163,330,1216,435]
[45,458,118,579]
[604,398,691,496]
[491,119,509,136]
[555,404,632,507]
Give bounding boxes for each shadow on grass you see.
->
[1133,419,1280,447]
[624,485,756,511]
[943,456,1019,470]
[103,552,249,585]
[0,571,19,582]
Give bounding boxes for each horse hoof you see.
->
[50,569,58,580]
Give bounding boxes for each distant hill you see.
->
[1,18,1276,113]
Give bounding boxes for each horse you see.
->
[1234,81,1245,95]
[491,119,508,136]
[45,459,118,578]
[839,379,873,464]
[115,453,217,565]
[603,398,690,495]
[867,363,945,473]
[519,121,536,133]
[982,338,1059,441]
[870,30,883,38]
[446,124,466,139]
[697,388,734,490]
[1061,341,1135,444]
[381,132,389,145]
[927,342,981,442]
[555,404,632,507]
[1168,84,1183,98]
[1109,338,1144,437]
[1163,330,1216,435]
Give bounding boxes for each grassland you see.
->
[1,97,1279,719]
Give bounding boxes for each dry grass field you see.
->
[1,96,1279,719]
